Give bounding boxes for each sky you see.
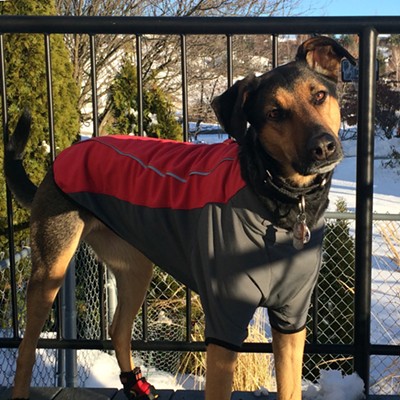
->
[301,0,399,17]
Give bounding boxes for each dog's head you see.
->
[212,36,355,187]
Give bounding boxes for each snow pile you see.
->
[83,351,121,388]
[85,353,366,399]
[303,370,365,400]
[83,352,366,399]
[254,386,269,397]
[83,351,184,391]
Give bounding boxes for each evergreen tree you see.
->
[105,56,182,140]
[0,0,80,253]
[305,198,355,381]
[320,198,355,345]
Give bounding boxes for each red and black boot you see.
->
[120,367,158,399]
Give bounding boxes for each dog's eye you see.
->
[267,108,282,120]
[314,91,327,104]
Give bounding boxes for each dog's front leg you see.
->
[272,328,306,400]
[205,343,237,400]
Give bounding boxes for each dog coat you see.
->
[53,135,324,350]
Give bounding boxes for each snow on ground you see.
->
[80,351,367,399]
[83,351,191,391]
[327,137,400,213]
[302,370,365,400]
[328,156,400,214]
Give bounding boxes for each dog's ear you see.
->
[296,36,356,81]
[211,74,259,143]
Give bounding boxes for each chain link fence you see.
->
[0,214,399,393]
[369,219,400,394]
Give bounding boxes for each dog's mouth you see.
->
[294,147,343,176]
[307,155,343,174]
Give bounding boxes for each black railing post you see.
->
[63,258,78,387]
[45,33,65,385]
[180,34,189,142]
[90,35,99,137]
[44,34,56,160]
[272,34,278,68]
[226,34,233,88]
[353,27,377,395]
[136,35,144,136]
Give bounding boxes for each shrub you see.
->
[305,198,355,381]
[382,146,400,173]
[105,56,182,141]
[0,0,80,255]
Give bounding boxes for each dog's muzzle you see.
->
[304,132,343,174]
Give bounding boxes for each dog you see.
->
[4,36,354,400]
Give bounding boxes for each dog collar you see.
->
[263,169,331,250]
[263,168,330,203]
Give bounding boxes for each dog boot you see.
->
[120,367,158,399]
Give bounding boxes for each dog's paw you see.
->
[120,367,158,399]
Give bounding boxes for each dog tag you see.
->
[293,214,311,250]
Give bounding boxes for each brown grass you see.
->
[177,305,276,392]
[378,221,400,268]
[233,309,275,392]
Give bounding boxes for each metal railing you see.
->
[0,15,400,395]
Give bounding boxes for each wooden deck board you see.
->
[0,388,399,399]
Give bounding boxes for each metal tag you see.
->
[293,213,311,250]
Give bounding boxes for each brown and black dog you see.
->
[4,36,354,400]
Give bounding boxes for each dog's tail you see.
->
[4,110,37,209]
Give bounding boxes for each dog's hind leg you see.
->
[85,226,154,397]
[12,175,86,399]
[108,260,152,372]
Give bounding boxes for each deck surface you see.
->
[0,387,399,399]
[0,388,274,399]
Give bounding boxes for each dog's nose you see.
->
[309,133,337,161]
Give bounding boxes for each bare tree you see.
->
[388,34,400,83]
[56,0,311,128]
[375,81,400,138]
